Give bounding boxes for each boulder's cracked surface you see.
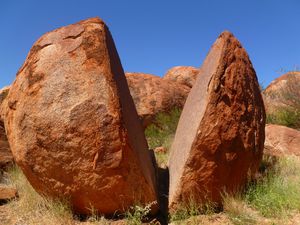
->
[4,17,158,215]
[168,31,266,210]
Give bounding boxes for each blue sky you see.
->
[1,1,299,88]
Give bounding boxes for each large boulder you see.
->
[126,72,189,127]
[163,66,199,88]
[168,31,265,210]
[264,124,300,157]
[3,17,158,215]
[263,71,300,114]
[0,86,13,171]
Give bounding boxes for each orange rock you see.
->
[163,66,199,88]
[0,186,18,203]
[154,146,167,154]
[265,124,300,157]
[263,71,300,114]
[0,86,13,171]
[0,121,13,171]
[4,17,157,215]
[126,72,189,127]
[168,31,265,210]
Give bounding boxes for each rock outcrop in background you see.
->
[3,17,158,215]
[163,66,199,88]
[263,71,300,112]
[126,72,189,127]
[263,71,300,130]
[168,31,266,211]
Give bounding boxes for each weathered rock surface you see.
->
[126,72,189,127]
[0,86,13,171]
[3,17,157,215]
[0,186,18,203]
[0,121,13,171]
[263,71,300,114]
[168,31,265,210]
[264,124,300,157]
[163,66,199,88]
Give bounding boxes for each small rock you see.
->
[154,147,167,154]
[0,186,18,204]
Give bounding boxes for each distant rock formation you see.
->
[163,66,199,88]
[168,31,265,211]
[263,71,300,114]
[4,17,158,215]
[126,72,189,127]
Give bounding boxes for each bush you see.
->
[145,108,182,166]
[145,108,181,150]
[266,107,300,130]
[245,156,300,218]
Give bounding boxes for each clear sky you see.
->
[1,0,299,88]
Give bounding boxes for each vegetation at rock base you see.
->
[145,108,181,166]
[2,106,300,224]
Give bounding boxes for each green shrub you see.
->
[266,107,300,130]
[245,156,300,218]
[145,108,181,150]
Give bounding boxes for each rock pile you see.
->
[168,31,265,210]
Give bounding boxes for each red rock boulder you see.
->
[0,86,13,171]
[126,72,189,127]
[163,66,199,88]
[264,124,300,157]
[168,31,265,210]
[4,17,157,215]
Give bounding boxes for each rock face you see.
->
[4,17,157,215]
[265,124,300,157]
[0,86,13,171]
[0,121,13,171]
[163,66,199,88]
[126,72,189,127]
[263,71,300,114]
[168,31,265,210]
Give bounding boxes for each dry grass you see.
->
[4,166,113,225]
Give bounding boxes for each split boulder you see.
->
[4,17,157,215]
[168,31,266,210]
